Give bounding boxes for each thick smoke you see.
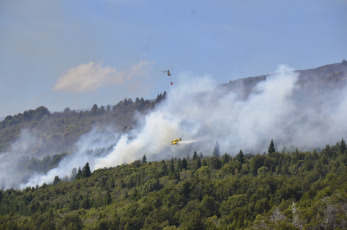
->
[19,126,119,189]
[1,65,347,189]
[95,65,344,167]
[0,130,44,189]
[0,126,119,189]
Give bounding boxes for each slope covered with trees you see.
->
[0,139,346,229]
[0,93,167,154]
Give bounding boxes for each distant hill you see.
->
[0,93,167,155]
[218,59,347,99]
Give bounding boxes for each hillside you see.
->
[0,93,167,155]
[0,139,346,229]
[218,59,347,101]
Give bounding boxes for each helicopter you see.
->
[162,69,171,77]
[162,69,174,85]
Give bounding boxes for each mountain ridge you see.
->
[1,60,346,156]
[219,59,347,94]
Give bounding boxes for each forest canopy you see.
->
[0,139,346,229]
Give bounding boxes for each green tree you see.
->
[210,157,222,170]
[268,139,276,154]
[196,157,202,170]
[181,158,188,170]
[82,162,91,178]
[81,196,91,209]
[340,138,346,154]
[177,158,184,171]
[33,106,51,120]
[61,213,84,230]
[182,180,191,201]
[221,153,230,165]
[98,219,109,230]
[105,190,112,205]
[257,166,269,175]
[53,176,61,185]
[142,155,147,163]
[185,210,204,230]
[236,150,245,164]
[37,210,56,230]
[200,195,219,217]
[160,161,168,176]
[75,167,82,179]
[193,151,198,160]
[213,141,220,157]
[250,155,266,175]
[169,157,175,173]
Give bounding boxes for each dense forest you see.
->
[0,139,346,229]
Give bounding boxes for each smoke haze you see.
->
[1,65,347,189]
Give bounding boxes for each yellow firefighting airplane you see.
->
[171,138,182,145]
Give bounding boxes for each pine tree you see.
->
[211,156,222,170]
[82,196,91,209]
[340,138,346,154]
[76,167,82,179]
[268,139,276,154]
[82,162,91,178]
[213,141,220,157]
[193,151,198,160]
[142,155,147,163]
[110,178,115,189]
[182,158,188,170]
[196,157,202,169]
[105,190,112,205]
[53,175,61,185]
[236,150,245,164]
[177,158,182,171]
[221,153,230,165]
[160,162,168,176]
[169,157,175,173]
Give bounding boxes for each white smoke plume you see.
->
[94,65,346,164]
[0,129,45,189]
[19,126,119,189]
[1,65,346,189]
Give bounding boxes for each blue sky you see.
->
[0,0,346,117]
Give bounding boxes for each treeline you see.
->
[0,139,346,229]
[0,92,167,154]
